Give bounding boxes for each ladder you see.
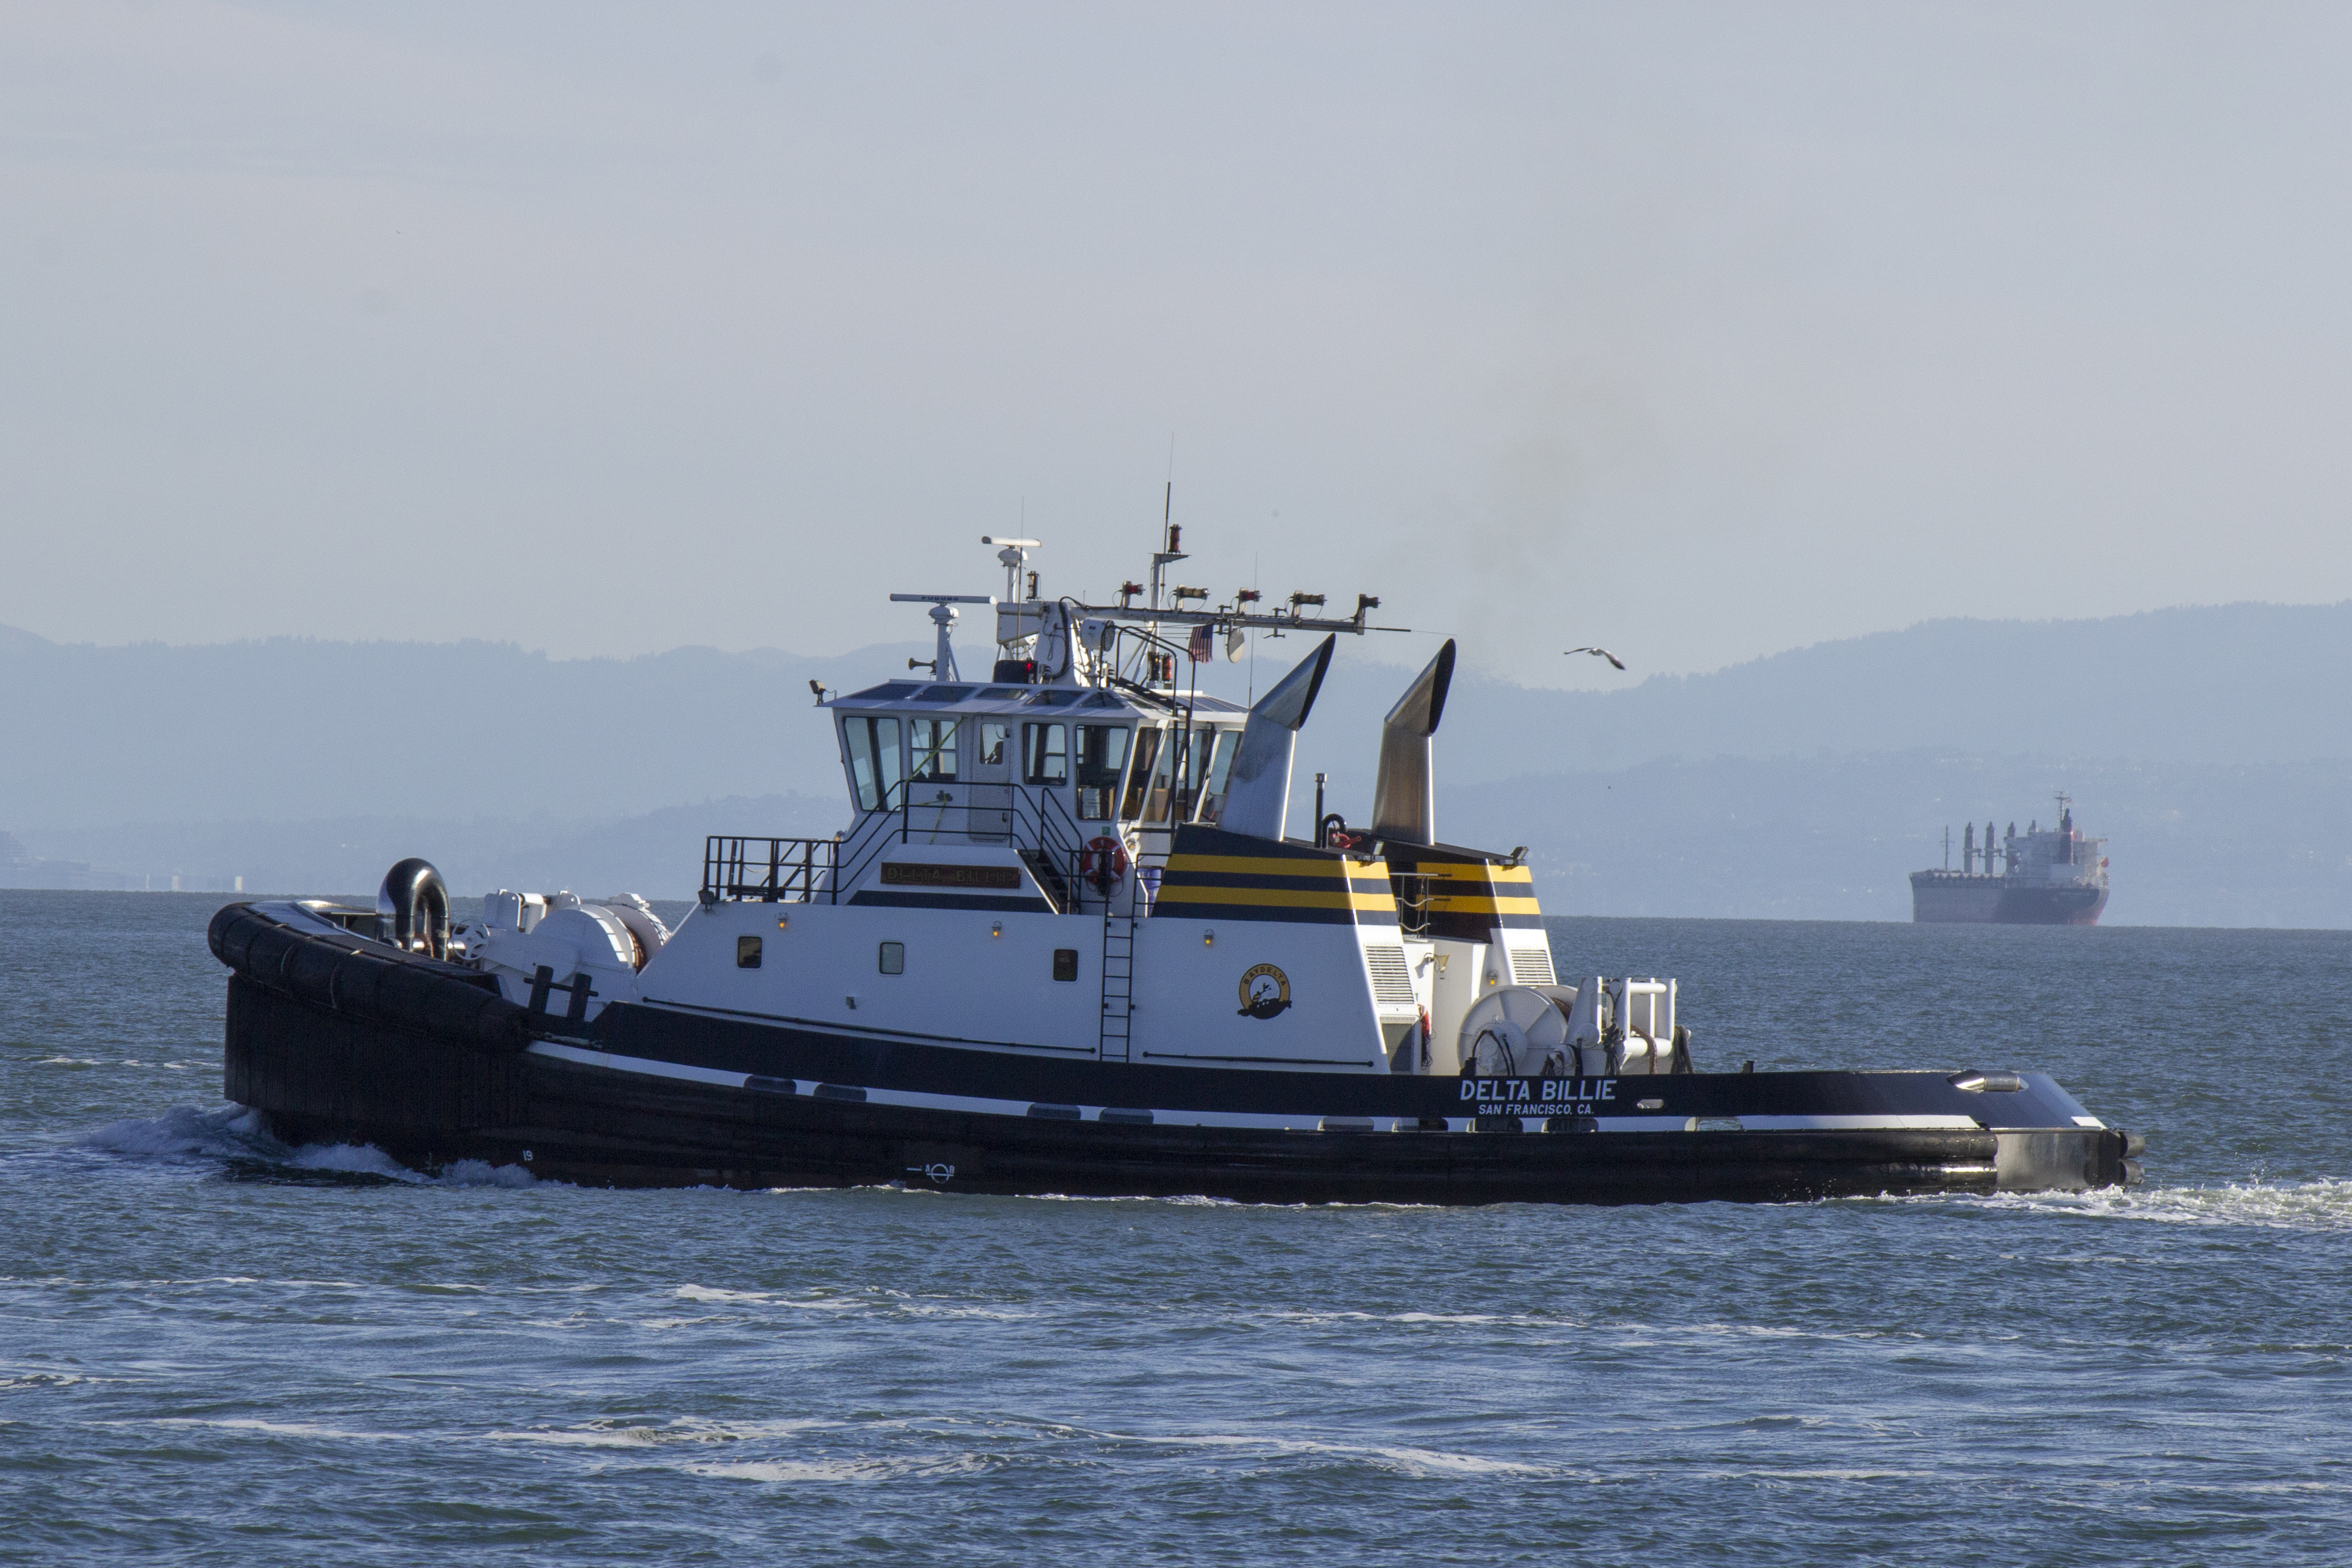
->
[1099,912,1136,1061]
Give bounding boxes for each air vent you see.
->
[1364,945,1416,1006]
[1508,946,1557,985]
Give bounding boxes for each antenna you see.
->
[1148,486,1187,615]
[980,535,1040,605]
[888,592,992,681]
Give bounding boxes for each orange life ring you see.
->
[1081,836,1129,888]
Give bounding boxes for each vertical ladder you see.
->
[1099,913,1136,1061]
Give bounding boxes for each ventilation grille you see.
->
[1509,946,1557,986]
[1364,944,1416,1007]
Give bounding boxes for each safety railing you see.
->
[702,835,839,903]
[702,781,1093,909]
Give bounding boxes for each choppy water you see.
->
[5,890,2351,1564]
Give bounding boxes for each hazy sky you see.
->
[6,2,2350,687]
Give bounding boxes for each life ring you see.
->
[1080,836,1129,891]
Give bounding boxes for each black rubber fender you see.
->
[208,903,528,1055]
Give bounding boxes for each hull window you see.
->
[879,941,905,975]
[1053,948,1079,982]
[843,717,904,812]
[736,935,763,969]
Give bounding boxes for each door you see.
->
[969,720,1013,841]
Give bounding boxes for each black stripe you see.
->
[1159,870,1392,893]
[847,891,1055,912]
[1144,900,1384,926]
[586,1002,2088,1123]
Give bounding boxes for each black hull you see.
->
[211,905,2136,1204]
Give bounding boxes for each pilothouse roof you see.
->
[831,681,1245,717]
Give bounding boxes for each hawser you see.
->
[209,530,2142,1201]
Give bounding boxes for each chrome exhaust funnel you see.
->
[1217,635,1336,840]
[1368,639,1455,846]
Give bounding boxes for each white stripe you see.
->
[521,1051,1995,1136]
[1737,1114,1984,1131]
[527,1041,751,1089]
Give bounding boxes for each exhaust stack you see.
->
[1368,639,1456,846]
[1217,636,1336,840]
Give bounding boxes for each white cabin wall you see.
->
[1130,917,1388,1072]
[646,898,1103,1053]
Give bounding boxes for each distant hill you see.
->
[7,602,2351,923]
[1443,752,2352,928]
[8,601,2351,833]
[1292,600,2352,808]
[0,631,925,829]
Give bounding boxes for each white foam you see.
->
[673,1284,773,1303]
[83,1104,279,1161]
[1959,1177,2352,1233]
[685,1454,996,1484]
[82,1104,537,1187]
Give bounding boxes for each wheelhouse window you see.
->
[976,722,1010,769]
[1138,724,1180,822]
[842,716,903,812]
[1022,722,1068,786]
[1119,727,1164,820]
[1074,724,1131,822]
[909,717,957,782]
[1194,728,1238,825]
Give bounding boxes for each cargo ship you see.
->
[1911,797,2109,925]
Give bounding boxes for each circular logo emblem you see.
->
[1237,963,1291,1020]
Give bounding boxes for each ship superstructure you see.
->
[1911,796,2109,925]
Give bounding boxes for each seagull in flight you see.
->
[1564,646,1627,671]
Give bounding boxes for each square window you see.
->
[736,935,763,969]
[1052,948,1078,982]
[879,941,906,975]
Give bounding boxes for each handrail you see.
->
[702,834,837,903]
[701,779,1102,910]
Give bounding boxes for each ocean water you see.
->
[4,890,2351,1564]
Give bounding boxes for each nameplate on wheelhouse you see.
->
[881,863,1024,890]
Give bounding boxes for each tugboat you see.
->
[208,531,2142,1201]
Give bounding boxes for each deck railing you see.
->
[702,781,1093,909]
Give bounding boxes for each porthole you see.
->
[879,941,905,975]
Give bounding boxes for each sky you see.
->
[5,1,2350,688]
